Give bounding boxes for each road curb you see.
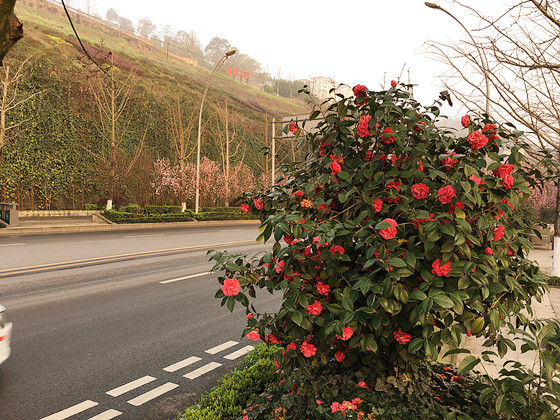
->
[0,219,260,235]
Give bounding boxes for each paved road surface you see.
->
[0,226,278,420]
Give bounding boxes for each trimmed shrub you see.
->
[177,344,279,420]
[85,203,101,210]
[119,204,143,214]
[144,205,182,214]
[193,212,258,221]
[102,210,194,223]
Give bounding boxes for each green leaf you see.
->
[387,257,406,268]
[408,337,424,353]
[430,290,454,308]
[488,282,508,294]
[471,317,485,334]
[440,224,456,237]
[291,310,303,326]
[457,355,480,375]
[337,171,350,180]
[375,221,392,229]
[442,348,472,359]
[409,290,427,301]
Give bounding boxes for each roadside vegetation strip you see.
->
[0,240,254,277]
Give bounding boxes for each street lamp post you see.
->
[424,2,490,115]
[194,48,237,214]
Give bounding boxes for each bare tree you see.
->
[0,56,43,156]
[89,56,145,208]
[209,98,245,207]
[427,1,560,274]
[167,92,197,207]
[81,0,97,16]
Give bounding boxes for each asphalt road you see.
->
[0,225,278,420]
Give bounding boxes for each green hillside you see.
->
[0,0,308,210]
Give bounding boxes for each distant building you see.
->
[309,76,336,100]
[309,76,353,100]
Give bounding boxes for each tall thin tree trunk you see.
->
[553,179,560,276]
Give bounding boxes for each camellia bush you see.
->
[210,83,554,418]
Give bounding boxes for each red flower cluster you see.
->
[437,185,456,204]
[357,115,372,138]
[254,197,263,210]
[247,330,260,341]
[382,127,395,144]
[378,218,397,240]
[300,341,317,357]
[468,131,488,150]
[461,114,471,127]
[289,121,298,135]
[239,202,249,214]
[494,225,504,241]
[221,278,240,296]
[394,330,412,344]
[306,300,322,316]
[432,259,452,277]
[316,281,330,296]
[330,245,345,255]
[411,182,429,199]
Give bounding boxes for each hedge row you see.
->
[102,210,258,224]
[176,344,279,420]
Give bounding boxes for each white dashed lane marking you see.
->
[87,409,122,419]
[224,345,254,360]
[159,272,211,284]
[0,242,25,247]
[106,376,156,397]
[205,340,238,354]
[40,400,98,420]
[163,356,201,372]
[127,382,179,406]
[184,362,222,379]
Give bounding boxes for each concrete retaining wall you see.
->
[19,210,103,217]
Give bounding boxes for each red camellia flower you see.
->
[239,203,249,214]
[357,114,372,137]
[494,164,513,176]
[391,80,397,87]
[382,127,395,144]
[441,152,458,170]
[437,185,456,204]
[335,351,345,362]
[353,84,366,97]
[411,183,429,199]
[451,375,462,383]
[254,197,263,210]
[470,174,483,185]
[316,281,330,296]
[412,213,435,230]
[300,341,317,357]
[275,260,285,273]
[482,123,497,133]
[412,120,426,131]
[221,277,240,296]
[394,330,412,344]
[372,198,383,213]
[336,326,353,341]
[289,121,298,135]
[461,115,471,127]
[330,161,342,175]
[485,247,493,255]
[356,381,370,390]
[468,131,489,150]
[286,342,297,350]
[432,259,452,277]
[386,180,401,192]
[246,330,260,341]
[306,300,322,316]
[246,313,253,319]
[267,334,281,345]
[378,218,397,240]
[330,245,345,255]
[501,173,514,189]
[494,225,504,241]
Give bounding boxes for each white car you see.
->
[0,305,12,365]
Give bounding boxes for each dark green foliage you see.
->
[85,203,101,210]
[119,204,143,214]
[546,276,560,287]
[177,344,279,420]
[193,212,258,221]
[144,205,182,214]
[102,210,194,223]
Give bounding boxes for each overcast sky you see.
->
[72,0,505,112]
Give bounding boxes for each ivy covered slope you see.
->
[0,1,307,209]
[211,83,552,418]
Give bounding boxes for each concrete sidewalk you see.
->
[0,218,260,235]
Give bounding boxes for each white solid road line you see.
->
[127,382,179,406]
[106,376,157,397]
[0,242,25,247]
[184,362,222,379]
[163,356,202,372]
[224,345,254,360]
[87,409,122,419]
[205,340,238,354]
[40,400,98,420]
[159,272,211,284]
